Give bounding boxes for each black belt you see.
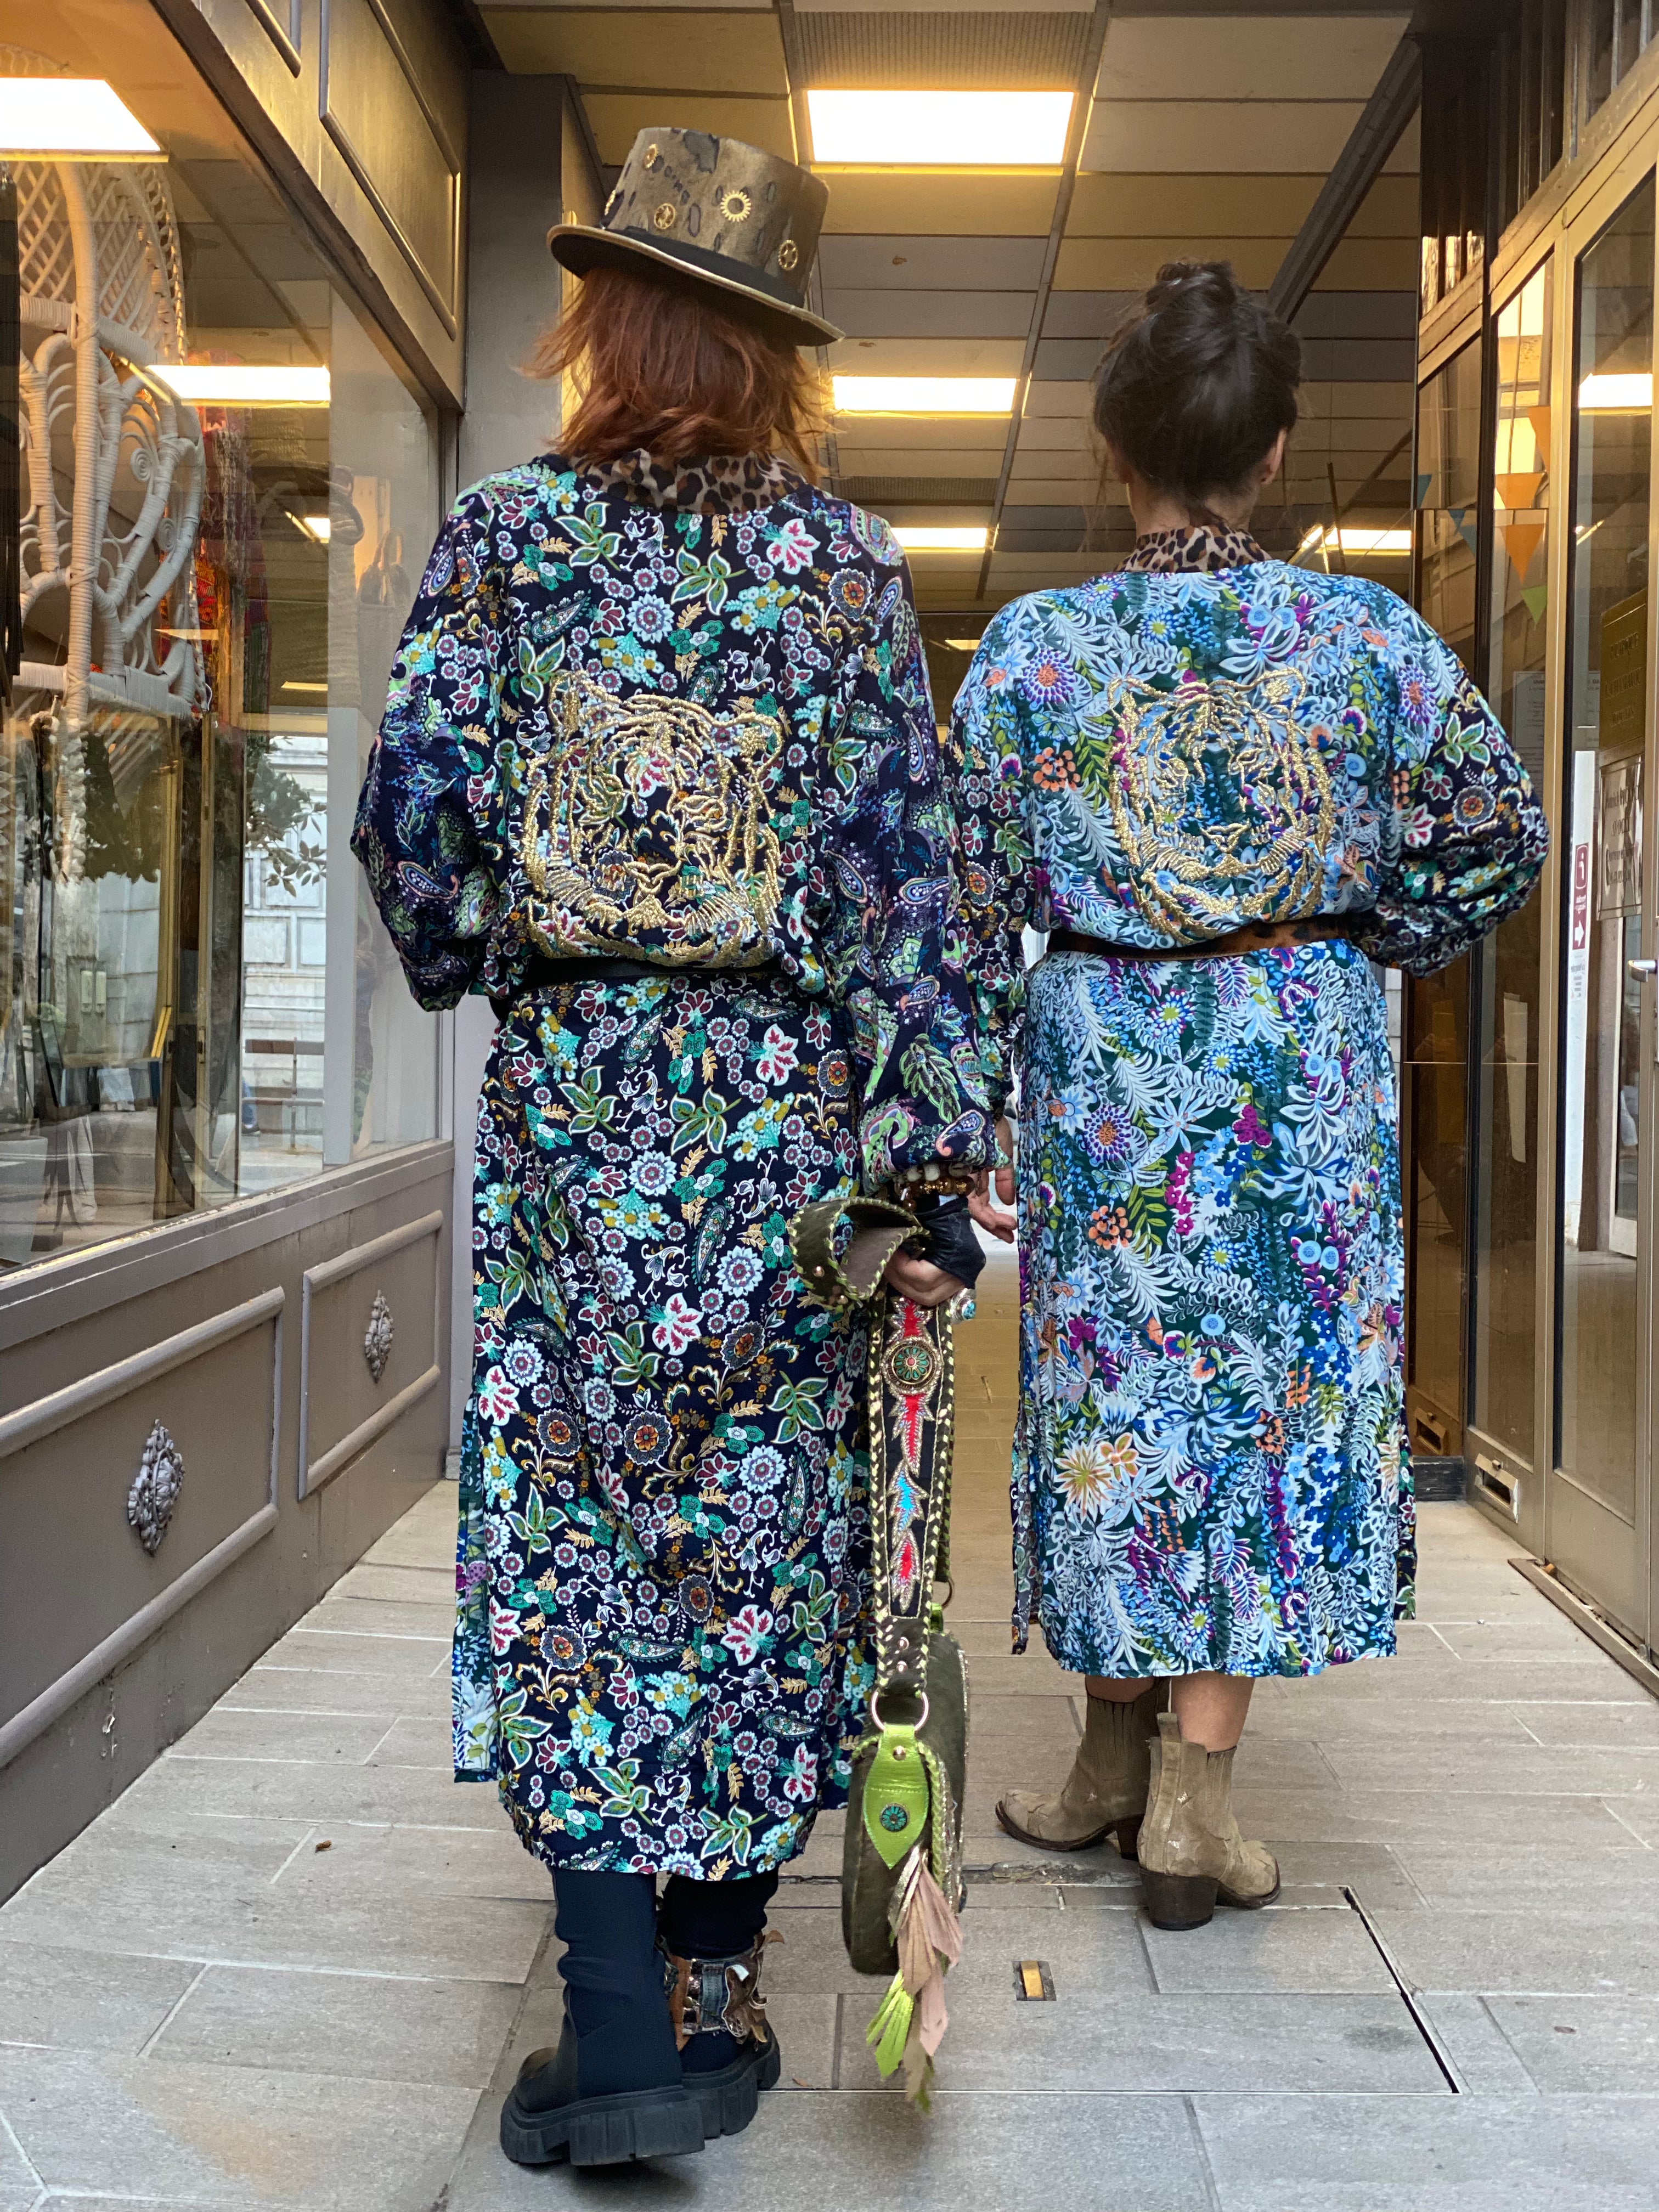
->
[1048,918,1355,964]
[493,953,778,1018]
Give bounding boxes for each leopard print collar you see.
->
[1120,525,1271,574]
[568,449,807,514]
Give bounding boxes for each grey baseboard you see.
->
[1412,1455,1466,1502]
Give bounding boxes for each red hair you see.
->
[531,263,826,476]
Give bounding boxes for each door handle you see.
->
[1628,959,1657,977]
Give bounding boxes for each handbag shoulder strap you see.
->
[788,1194,954,1702]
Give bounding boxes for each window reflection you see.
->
[2,65,439,1269]
[1558,176,1653,1520]
[1471,262,1551,1469]
[1407,337,1483,1457]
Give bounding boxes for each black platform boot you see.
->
[658,1870,783,2140]
[499,1870,704,2168]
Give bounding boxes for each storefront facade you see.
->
[0,0,595,1896]
[1407,1,1659,1661]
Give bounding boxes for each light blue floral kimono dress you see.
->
[950,526,1548,1679]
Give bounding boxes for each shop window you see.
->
[1420,42,1491,319]
[3,50,441,1263]
[1471,261,1552,1471]
[1583,0,1657,126]
[1557,174,1654,1517]
[1406,336,1484,1456]
[1496,0,1568,237]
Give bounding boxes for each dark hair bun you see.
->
[1092,259,1300,509]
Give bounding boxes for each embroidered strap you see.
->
[661,1933,779,2049]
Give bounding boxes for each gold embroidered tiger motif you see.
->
[1090,668,1336,940]
[520,672,785,964]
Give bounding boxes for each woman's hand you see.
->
[969,1118,1017,1242]
[882,1250,969,1308]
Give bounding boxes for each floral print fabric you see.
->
[351,453,1002,1190]
[949,554,1548,1674]
[457,972,872,1875]
[352,452,1000,1869]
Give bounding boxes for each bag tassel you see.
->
[865,1829,964,2109]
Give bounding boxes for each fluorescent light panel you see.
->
[807,89,1071,167]
[944,637,984,650]
[151,364,330,407]
[0,79,162,159]
[1301,526,1412,555]
[894,526,989,551]
[1579,372,1653,411]
[833,375,1016,416]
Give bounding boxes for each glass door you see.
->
[1553,172,1655,1641]
[1469,261,1553,1506]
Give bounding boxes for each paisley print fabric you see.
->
[949,553,1548,1675]
[457,971,872,1875]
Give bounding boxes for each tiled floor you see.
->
[6,1246,1659,2208]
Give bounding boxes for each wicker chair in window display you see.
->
[1,45,204,1245]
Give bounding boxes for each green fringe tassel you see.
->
[866,1970,913,2078]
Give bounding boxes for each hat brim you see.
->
[548,223,842,348]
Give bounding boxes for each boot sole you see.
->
[1141,1867,1282,1931]
[995,1803,1143,1860]
[499,2082,704,2168]
[686,2026,783,2140]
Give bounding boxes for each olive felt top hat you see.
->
[548,128,842,347]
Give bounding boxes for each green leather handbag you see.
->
[789,1195,968,2103]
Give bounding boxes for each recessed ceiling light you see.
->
[288,511,331,543]
[833,376,1017,416]
[0,79,163,160]
[944,637,985,650]
[1579,373,1652,411]
[157,628,219,641]
[1300,526,1412,555]
[283,681,329,694]
[895,527,989,552]
[807,90,1071,167]
[150,365,330,407]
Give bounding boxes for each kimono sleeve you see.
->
[944,600,1036,1108]
[815,555,1000,1189]
[350,494,504,1009]
[1354,601,1549,976]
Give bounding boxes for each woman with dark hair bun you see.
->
[953,259,1547,1928]
[352,131,1000,2167]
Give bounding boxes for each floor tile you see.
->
[1482,1994,1659,2091]
[232,1668,450,1718]
[330,1564,454,1606]
[0,1941,199,2055]
[1139,1903,1395,1994]
[0,2045,478,2211]
[149,1963,521,2088]
[1194,2091,1659,2211]
[171,1709,398,1766]
[1367,1906,1659,1996]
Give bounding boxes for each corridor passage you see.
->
[3,1249,1658,2210]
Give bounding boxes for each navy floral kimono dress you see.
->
[950,527,1548,1683]
[352,451,999,1877]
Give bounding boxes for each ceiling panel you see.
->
[827,334,1028,371]
[833,421,1013,455]
[1053,235,1286,289]
[1317,236,1418,289]
[819,234,1049,288]
[579,91,795,159]
[797,9,1090,88]
[486,8,787,87]
[1093,14,1408,104]
[1081,100,1414,175]
[820,173,1059,234]
[1066,172,1320,236]
[823,288,1036,336]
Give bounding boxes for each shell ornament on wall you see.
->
[364,1290,394,1384]
[127,1418,185,1554]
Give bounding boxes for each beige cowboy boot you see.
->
[996,1683,1166,1857]
[1136,1711,1280,1928]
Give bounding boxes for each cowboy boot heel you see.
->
[1140,1869,1219,1931]
[1108,1814,1142,1862]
